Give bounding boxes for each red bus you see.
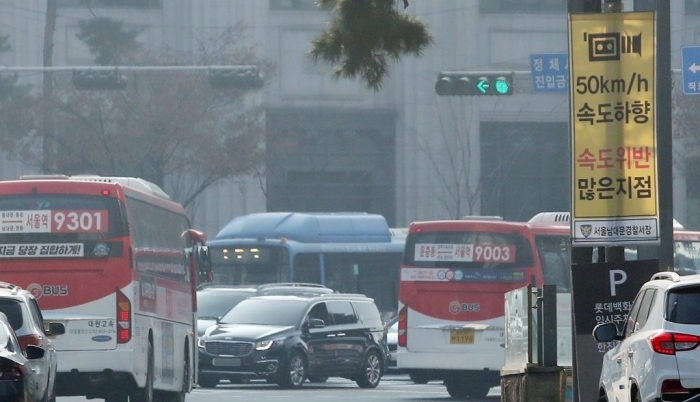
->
[673,229,700,274]
[533,211,700,275]
[0,175,208,402]
[396,216,570,399]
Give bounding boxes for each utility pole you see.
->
[42,0,57,174]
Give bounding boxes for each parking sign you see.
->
[530,53,568,93]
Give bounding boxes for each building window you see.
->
[270,0,319,11]
[479,0,566,13]
[688,0,700,14]
[57,0,162,8]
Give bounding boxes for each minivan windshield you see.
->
[197,290,252,319]
[220,299,308,327]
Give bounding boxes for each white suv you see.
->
[593,272,700,402]
[0,282,65,402]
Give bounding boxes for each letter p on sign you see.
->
[610,269,627,297]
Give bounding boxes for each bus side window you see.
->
[294,253,321,284]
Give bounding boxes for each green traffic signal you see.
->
[494,77,511,95]
[435,72,513,96]
[476,77,490,94]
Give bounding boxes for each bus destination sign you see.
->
[0,210,108,233]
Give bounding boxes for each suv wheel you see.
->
[277,351,306,389]
[355,350,381,388]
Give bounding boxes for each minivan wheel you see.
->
[277,351,306,389]
[355,350,382,388]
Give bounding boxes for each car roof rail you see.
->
[319,293,370,300]
[197,282,253,289]
[650,272,681,282]
[0,282,21,295]
[256,283,334,296]
[256,283,329,290]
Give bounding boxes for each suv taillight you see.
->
[17,334,43,351]
[661,379,690,396]
[116,288,131,344]
[398,306,407,347]
[649,332,700,355]
[0,363,26,380]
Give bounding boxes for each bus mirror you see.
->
[196,246,212,280]
[184,229,206,245]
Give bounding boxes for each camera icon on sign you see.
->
[586,32,642,62]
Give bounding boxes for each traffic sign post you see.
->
[681,46,700,95]
[530,53,569,93]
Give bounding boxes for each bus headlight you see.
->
[255,338,284,351]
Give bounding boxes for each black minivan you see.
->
[197,293,388,389]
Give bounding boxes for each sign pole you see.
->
[654,0,674,272]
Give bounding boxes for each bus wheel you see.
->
[131,342,154,402]
[445,378,469,399]
[197,375,219,388]
[466,382,490,399]
[162,351,189,402]
[409,373,430,384]
[104,388,128,402]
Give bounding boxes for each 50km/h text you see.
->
[575,72,649,95]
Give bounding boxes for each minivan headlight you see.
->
[255,338,284,351]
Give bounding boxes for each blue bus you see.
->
[204,212,405,316]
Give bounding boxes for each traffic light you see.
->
[72,68,127,90]
[435,71,514,96]
[207,66,264,89]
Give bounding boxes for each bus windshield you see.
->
[535,234,571,292]
[675,239,700,275]
[208,244,289,284]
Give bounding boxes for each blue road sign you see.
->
[530,53,568,93]
[682,46,700,95]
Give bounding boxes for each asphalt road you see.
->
[57,374,501,402]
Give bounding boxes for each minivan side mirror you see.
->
[592,322,622,342]
[309,318,325,329]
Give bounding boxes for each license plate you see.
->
[212,357,241,367]
[450,329,475,344]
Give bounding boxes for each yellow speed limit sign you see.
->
[569,12,658,247]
